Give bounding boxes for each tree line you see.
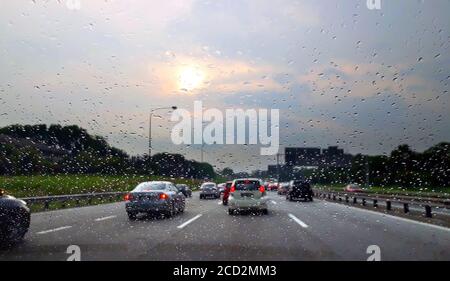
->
[239,143,450,189]
[0,124,216,179]
[301,143,450,188]
[1,124,449,188]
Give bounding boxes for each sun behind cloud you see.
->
[152,55,287,96]
[177,65,205,92]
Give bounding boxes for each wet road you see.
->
[1,192,449,260]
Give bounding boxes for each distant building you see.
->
[321,146,352,167]
[267,165,279,178]
[285,147,321,166]
[266,146,352,181]
[285,146,352,168]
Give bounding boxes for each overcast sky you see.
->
[1,0,449,172]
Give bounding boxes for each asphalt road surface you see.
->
[1,192,449,261]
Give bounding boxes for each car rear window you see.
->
[202,184,216,188]
[235,180,260,191]
[134,182,167,191]
[293,182,311,190]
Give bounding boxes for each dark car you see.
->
[176,184,192,198]
[0,189,30,244]
[286,180,314,202]
[199,182,220,199]
[125,181,186,220]
[222,181,233,205]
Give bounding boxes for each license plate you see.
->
[241,193,253,198]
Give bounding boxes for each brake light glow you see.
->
[230,185,236,192]
[159,193,168,200]
[259,185,265,193]
[124,193,133,201]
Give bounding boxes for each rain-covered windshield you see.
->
[0,0,449,269]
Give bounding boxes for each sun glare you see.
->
[178,66,205,92]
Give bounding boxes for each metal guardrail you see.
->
[20,192,127,210]
[20,189,449,216]
[313,189,449,218]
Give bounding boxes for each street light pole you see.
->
[276,152,285,182]
[200,121,206,162]
[201,142,204,162]
[149,112,152,157]
[148,106,177,158]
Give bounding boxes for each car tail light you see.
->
[159,193,168,200]
[124,193,133,201]
[230,185,235,193]
[259,185,265,193]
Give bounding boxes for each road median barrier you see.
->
[313,189,449,219]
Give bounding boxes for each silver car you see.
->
[199,182,219,199]
[217,183,226,195]
[125,181,185,220]
[228,178,269,215]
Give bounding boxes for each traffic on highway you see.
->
[1,178,449,262]
[0,1,449,278]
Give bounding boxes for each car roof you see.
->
[233,178,261,181]
[140,181,173,185]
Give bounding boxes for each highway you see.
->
[1,192,449,261]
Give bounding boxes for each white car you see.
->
[228,178,269,215]
[199,182,219,199]
[344,183,366,193]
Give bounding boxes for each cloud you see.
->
[1,0,449,171]
[296,59,442,108]
[71,0,195,31]
[148,53,288,96]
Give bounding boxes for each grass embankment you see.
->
[314,184,450,199]
[0,175,206,212]
[0,175,203,198]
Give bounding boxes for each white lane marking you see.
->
[36,226,72,235]
[218,201,223,205]
[177,214,203,229]
[321,200,450,233]
[271,200,277,204]
[94,215,117,222]
[288,213,309,228]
